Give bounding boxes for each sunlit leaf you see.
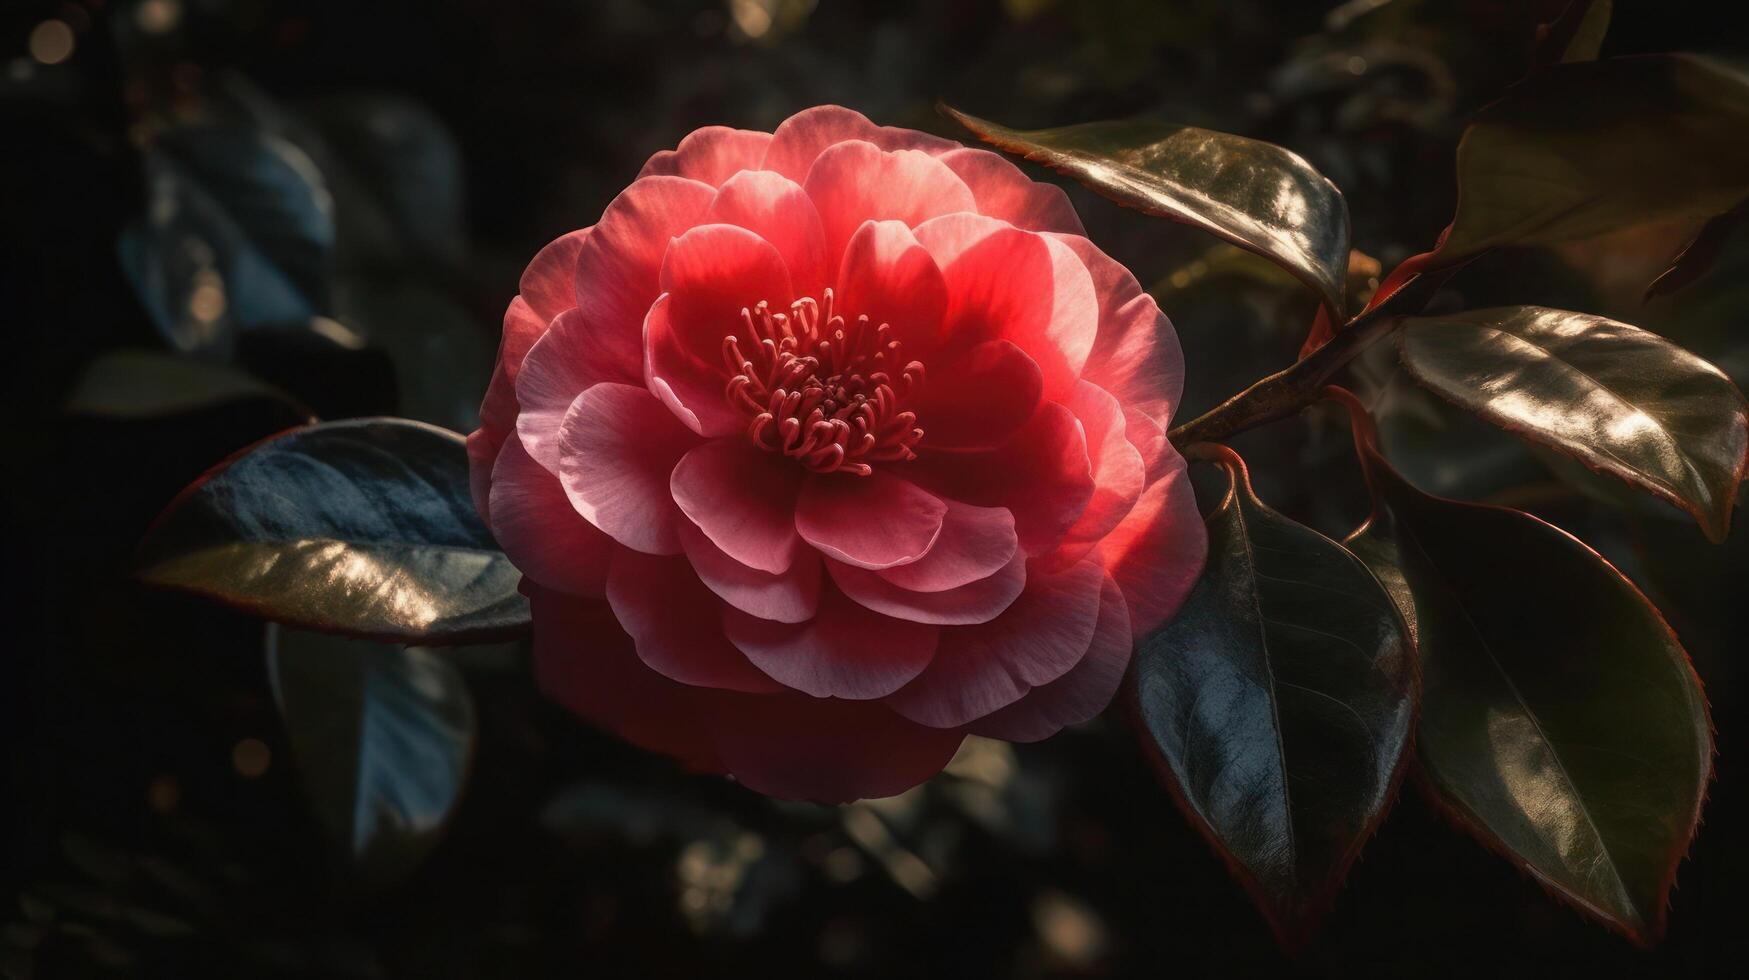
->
[120,122,336,353]
[138,417,528,643]
[267,625,475,885]
[62,350,313,422]
[1340,401,1712,945]
[944,106,1350,319]
[1398,306,1749,541]
[1645,203,1749,301]
[1129,446,1414,948]
[1431,55,1749,267]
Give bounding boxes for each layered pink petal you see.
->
[936,147,1084,235]
[519,228,590,324]
[1059,381,1145,549]
[679,521,822,624]
[488,434,613,597]
[803,140,977,271]
[465,428,497,525]
[638,126,773,187]
[474,296,549,481]
[913,213,1096,401]
[899,400,1093,555]
[705,170,829,297]
[724,586,939,699]
[555,382,699,555]
[572,175,715,376]
[1052,232,1183,423]
[1097,448,1207,637]
[905,339,1043,451]
[670,439,804,574]
[650,224,796,436]
[707,694,964,803]
[877,500,1017,592]
[761,105,959,184]
[607,549,784,693]
[884,558,1107,728]
[796,470,947,569]
[827,550,1026,626]
[515,308,644,473]
[833,219,949,358]
[971,572,1132,742]
[528,584,721,773]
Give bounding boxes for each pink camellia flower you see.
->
[468,106,1206,803]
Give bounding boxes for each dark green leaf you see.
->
[1399,306,1749,541]
[120,122,336,352]
[944,105,1350,319]
[138,417,529,644]
[267,625,475,884]
[1532,0,1612,66]
[1130,447,1414,947]
[62,350,314,422]
[1344,421,1712,946]
[1432,55,1749,267]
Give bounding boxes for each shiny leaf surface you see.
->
[1342,408,1712,945]
[138,418,528,643]
[1432,55,1749,266]
[1130,447,1414,947]
[945,106,1350,319]
[267,625,475,884]
[1399,306,1749,541]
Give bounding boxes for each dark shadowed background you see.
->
[4,0,1747,976]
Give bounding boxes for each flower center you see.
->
[721,288,925,476]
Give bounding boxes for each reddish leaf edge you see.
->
[1123,441,1421,955]
[135,416,532,646]
[1324,385,1717,948]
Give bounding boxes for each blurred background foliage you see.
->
[3,0,1747,976]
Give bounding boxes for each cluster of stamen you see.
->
[722,289,925,476]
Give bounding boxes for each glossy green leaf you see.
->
[62,350,314,422]
[944,105,1350,319]
[1343,420,1712,946]
[1399,306,1749,541]
[1432,55,1749,267]
[267,625,475,884]
[1130,447,1414,947]
[138,417,529,643]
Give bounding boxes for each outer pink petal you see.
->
[706,694,964,803]
[970,571,1132,742]
[1051,232,1184,423]
[1062,381,1145,546]
[705,170,830,298]
[638,126,773,187]
[572,175,715,377]
[802,140,977,272]
[761,105,959,184]
[679,521,822,625]
[520,228,589,324]
[527,584,722,773]
[473,296,550,496]
[607,549,785,693]
[883,558,1107,728]
[724,586,940,699]
[912,213,1096,401]
[877,499,1017,593]
[905,339,1043,451]
[935,147,1084,235]
[1096,448,1206,638]
[833,219,949,359]
[796,470,947,569]
[555,382,699,555]
[488,434,613,598]
[670,439,804,574]
[898,400,1093,555]
[515,308,644,473]
[465,428,497,525]
[827,550,1026,626]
